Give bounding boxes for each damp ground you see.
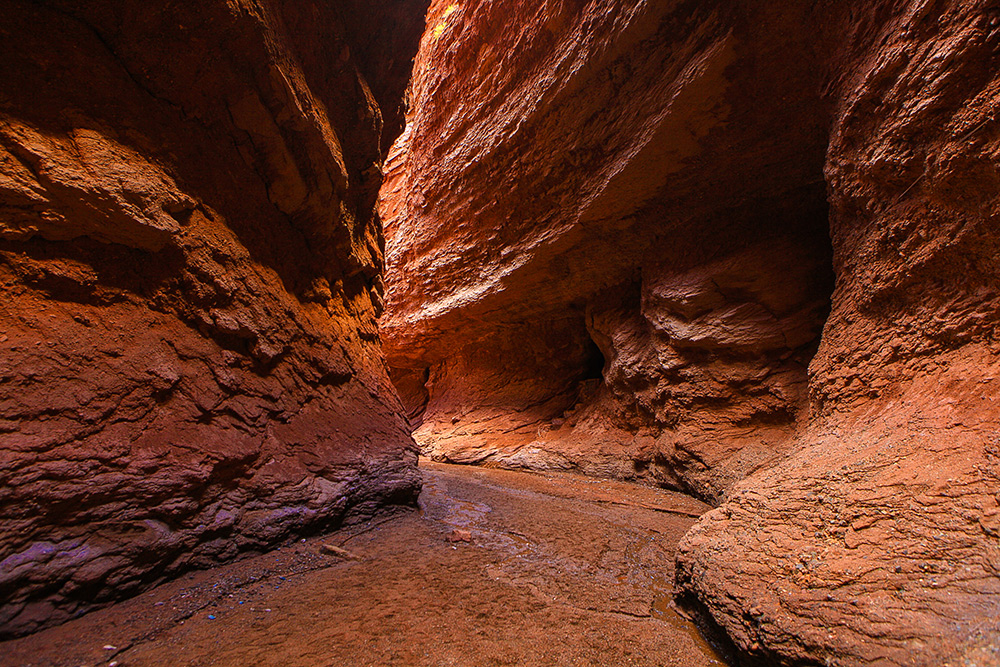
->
[2,460,727,667]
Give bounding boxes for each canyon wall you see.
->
[0,0,427,637]
[383,0,842,501]
[381,0,1000,664]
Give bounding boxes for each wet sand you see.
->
[2,461,727,666]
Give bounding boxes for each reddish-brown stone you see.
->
[383,0,839,500]
[382,0,1000,663]
[0,0,427,638]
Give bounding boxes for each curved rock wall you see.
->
[678,3,1000,664]
[382,0,1000,663]
[0,0,427,638]
[382,0,839,499]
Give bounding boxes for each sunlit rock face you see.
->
[382,0,837,499]
[0,0,427,638]
[382,0,1000,664]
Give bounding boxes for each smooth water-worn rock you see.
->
[381,0,1000,664]
[0,0,427,638]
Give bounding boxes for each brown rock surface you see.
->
[381,0,839,500]
[0,0,427,638]
[678,3,1000,664]
[382,0,1000,664]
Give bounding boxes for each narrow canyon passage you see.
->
[2,461,725,667]
[3,0,1000,664]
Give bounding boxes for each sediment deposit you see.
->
[1,462,722,667]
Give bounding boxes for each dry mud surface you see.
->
[1,461,724,667]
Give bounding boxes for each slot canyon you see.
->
[1,0,999,665]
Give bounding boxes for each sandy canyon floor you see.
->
[1,461,726,667]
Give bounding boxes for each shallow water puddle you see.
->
[417,462,728,664]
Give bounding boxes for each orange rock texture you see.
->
[381,0,1000,664]
[383,0,841,497]
[0,0,427,638]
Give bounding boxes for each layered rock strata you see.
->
[382,0,1000,664]
[678,3,1000,664]
[0,0,427,638]
[382,0,839,500]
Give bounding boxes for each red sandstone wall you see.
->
[382,0,839,499]
[677,4,1000,663]
[0,0,427,637]
[381,0,1000,663]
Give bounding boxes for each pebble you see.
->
[446,528,473,543]
[321,544,362,560]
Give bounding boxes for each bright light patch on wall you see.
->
[431,3,460,40]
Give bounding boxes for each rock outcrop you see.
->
[381,0,1000,664]
[0,0,427,638]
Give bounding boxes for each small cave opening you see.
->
[580,338,607,382]
[389,364,432,428]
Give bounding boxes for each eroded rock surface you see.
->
[0,0,427,638]
[382,0,1000,664]
[678,4,1000,664]
[383,0,839,500]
